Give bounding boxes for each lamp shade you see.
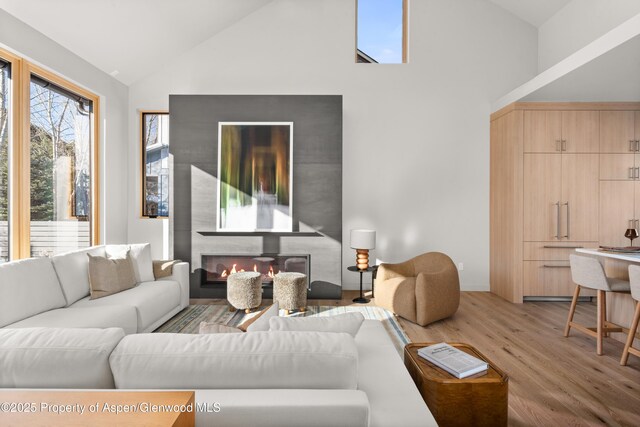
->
[350,229,376,249]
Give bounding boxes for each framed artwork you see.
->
[217,122,293,232]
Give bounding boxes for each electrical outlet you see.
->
[458,262,464,271]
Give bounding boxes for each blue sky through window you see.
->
[357,0,404,63]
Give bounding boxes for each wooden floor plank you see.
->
[192,291,640,426]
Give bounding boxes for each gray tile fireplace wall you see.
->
[170,95,342,299]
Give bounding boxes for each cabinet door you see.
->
[600,111,635,153]
[562,111,599,153]
[599,181,635,247]
[524,111,562,153]
[524,154,562,241]
[600,154,635,180]
[523,261,574,296]
[561,154,599,241]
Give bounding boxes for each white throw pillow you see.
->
[245,302,279,332]
[0,327,124,389]
[269,312,365,337]
[106,243,154,283]
[199,322,244,334]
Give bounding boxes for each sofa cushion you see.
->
[5,306,138,335]
[88,250,137,299]
[269,312,365,337]
[52,246,106,306]
[0,257,67,327]
[70,280,181,332]
[0,327,124,389]
[110,331,358,390]
[105,243,154,283]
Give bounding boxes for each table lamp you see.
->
[350,229,376,270]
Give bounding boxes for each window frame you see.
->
[140,110,169,219]
[355,0,409,64]
[0,47,100,260]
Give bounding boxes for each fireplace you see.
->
[201,254,310,287]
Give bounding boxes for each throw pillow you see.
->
[268,312,365,337]
[153,260,180,279]
[87,250,136,300]
[238,302,279,332]
[198,322,244,334]
[105,243,154,283]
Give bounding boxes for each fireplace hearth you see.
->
[201,254,310,288]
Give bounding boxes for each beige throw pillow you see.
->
[87,251,137,300]
[198,323,244,334]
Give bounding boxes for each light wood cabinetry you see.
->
[600,111,637,153]
[491,102,640,303]
[524,110,599,153]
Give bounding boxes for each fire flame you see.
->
[220,263,278,279]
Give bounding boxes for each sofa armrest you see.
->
[165,262,190,309]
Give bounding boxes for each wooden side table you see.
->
[404,342,508,427]
[0,390,195,427]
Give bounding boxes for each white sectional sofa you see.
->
[0,245,189,334]
[0,246,436,426]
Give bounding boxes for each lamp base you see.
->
[356,249,369,270]
[352,296,370,304]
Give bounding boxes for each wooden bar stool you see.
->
[565,254,630,355]
[621,265,640,365]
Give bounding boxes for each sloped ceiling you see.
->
[487,0,571,27]
[0,0,271,84]
[521,33,640,102]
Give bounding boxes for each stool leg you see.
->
[245,308,251,314]
[299,307,306,312]
[621,301,640,366]
[603,293,609,337]
[284,309,290,316]
[564,285,581,337]
[229,306,236,312]
[597,290,604,356]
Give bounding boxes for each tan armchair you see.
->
[375,252,460,326]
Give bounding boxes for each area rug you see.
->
[155,305,411,356]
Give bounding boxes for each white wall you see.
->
[538,0,640,72]
[0,8,129,244]
[128,0,538,290]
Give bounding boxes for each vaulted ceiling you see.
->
[0,0,271,84]
[0,0,569,85]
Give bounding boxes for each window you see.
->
[29,74,94,257]
[356,0,408,64]
[141,112,169,217]
[0,47,99,261]
[0,59,10,263]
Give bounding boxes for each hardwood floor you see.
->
[192,291,640,426]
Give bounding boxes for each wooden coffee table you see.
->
[0,390,195,427]
[404,342,508,427]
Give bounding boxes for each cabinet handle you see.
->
[635,167,640,179]
[555,202,561,239]
[542,245,584,249]
[555,140,562,151]
[630,219,635,229]
[543,264,571,268]
[636,140,640,152]
[631,140,636,152]
[636,219,639,229]
[561,140,567,151]
[563,202,570,239]
[630,167,635,179]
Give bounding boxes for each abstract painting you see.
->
[217,122,293,231]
